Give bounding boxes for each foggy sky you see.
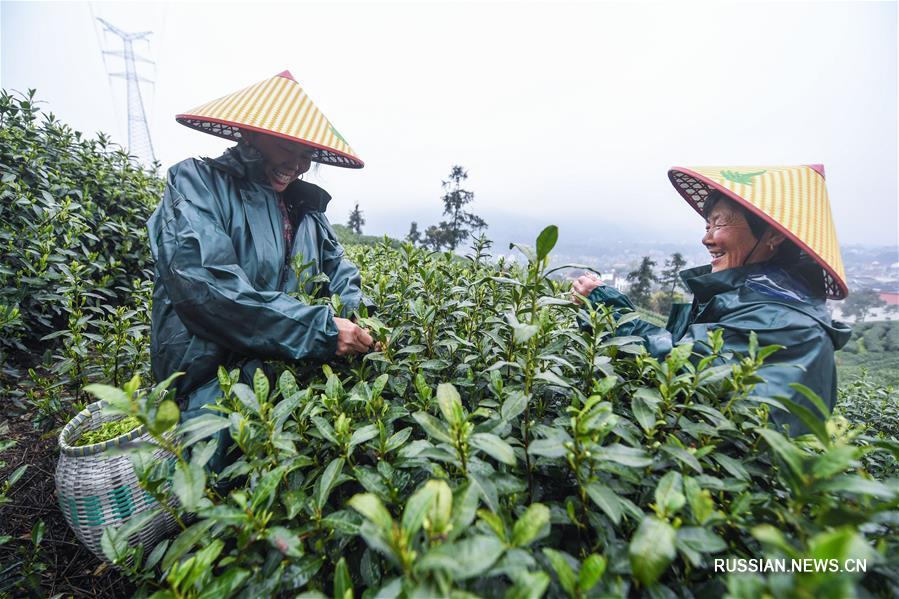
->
[2,1,896,247]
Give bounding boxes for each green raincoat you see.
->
[148,143,372,423]
[587,264,851,435]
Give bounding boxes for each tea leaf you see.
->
[232,383,260,415]
[172,461,206,511]
[500,391,528,422]
[402,480,440,537]
[162,520,216,571]
[654,472,685,518]
[592,443,653,468]
[412,412,453,444]
[542,548,577,596]
[315,458,346,510]
[578,553,606,592]
[334,557,353,599]
[511,503,550,547]
[153,400,180,435]
[471,432,516,465]
[416,535,505,580]
[629,516,676,587]
[437,383,465,426]
[348,493,394,531]
[253,368,270,405]
[177,414,230,449]
[535,225,559,262]
[448,481,479,541]
[349,424,380,448]
[585,482,623,525]
[504,570,550,599]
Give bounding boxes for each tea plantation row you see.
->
[1,90,897,598]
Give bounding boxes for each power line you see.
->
[96,17,156,167]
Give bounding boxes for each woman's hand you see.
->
[334,317,375,355]
[571,272,603,304]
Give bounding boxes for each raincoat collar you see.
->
[205,144,333,212]
[680,263,818,305]
[678,263,849,349]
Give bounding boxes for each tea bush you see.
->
[0,90,158,421]
[4,96,896,596]
[835,321,899,388]
[836,373,899,481]
[87,232,898,598]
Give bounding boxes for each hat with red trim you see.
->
[668,165,847,299]
[176,70,363,169]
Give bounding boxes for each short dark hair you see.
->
[702,190,803,267]
[702,191,768,239]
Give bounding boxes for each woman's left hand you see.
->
[571,272,602,304]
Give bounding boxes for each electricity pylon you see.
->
[97,18,156,165]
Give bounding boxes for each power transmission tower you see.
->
[97,18,156,165]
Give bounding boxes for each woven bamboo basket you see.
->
[56,401,180,564]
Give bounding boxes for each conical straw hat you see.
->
[176,70,363,169]
[668,165,847,299]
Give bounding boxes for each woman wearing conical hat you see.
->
[148,72,375,467]
[573,166,851,436]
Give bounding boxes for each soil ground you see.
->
[0,414,134,598]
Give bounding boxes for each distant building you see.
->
[600,270,626,292]
[880,291,899,306]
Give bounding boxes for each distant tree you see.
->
[406,221,421,245]
[436,166,487,251]
[627,256,658,309]
[652,290,685,315]
[423,224,450,252]
[657,252,687,314]
[841,289,886,323]
[347,203,365,235]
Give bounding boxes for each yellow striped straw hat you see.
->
[668,165,847,299]
[176,70,363,169]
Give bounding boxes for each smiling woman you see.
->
[573,165,852,436]
[702,192,787,272]
[239,131,315,192]
[148,71,376,470]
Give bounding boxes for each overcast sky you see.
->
[2,1,897,248]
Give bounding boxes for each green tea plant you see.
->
[836,371,899,480]
[83,229,898,598]
[0,425,27,510]
[0,520,47,597]
[0,89,159,420]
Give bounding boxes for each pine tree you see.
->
[626,256,658,309]
[423,225,450,251]
[658,252,687,314]
[406,221,421,245]
[347,203,365,235]
[437,166,486,251]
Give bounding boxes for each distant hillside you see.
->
[332,224,402,248]
[836,320,899,387]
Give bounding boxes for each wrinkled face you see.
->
[243,131,314,192]
[702,200,770,272]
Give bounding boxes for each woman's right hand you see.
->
[571,272,603,304]
[334,317,375,356]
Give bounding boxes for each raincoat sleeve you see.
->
[585,286,838,434]
[583,286,676,357]
[316,215,377,317]
[148,162,339,361]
